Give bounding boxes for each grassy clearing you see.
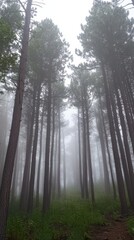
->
[7,197,120,240]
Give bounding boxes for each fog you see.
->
[0,91,115,199]
[1,1,134,238]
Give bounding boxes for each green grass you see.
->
[7,197,120,240]
[127,216,134,236]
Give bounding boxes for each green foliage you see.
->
[127,217,134,235]
[79,1,134,65]
[95,196,120,218]
[29,19,70,82]
[7,197,120,240]
[0,0,23,82]
[69,68,94,109]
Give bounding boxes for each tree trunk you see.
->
[119,79,134,153]
[78,108,84,198]
[52,129,58,199]
[81,102,89,199]
[96,110,111,195]
[113,81,134,206]
[101,63,128,215]
[48,102,55,204]
[110,89,134,209]
[0,0,33,238]
[36,97,45,207]
[20,87,36,211]
[11,147,19,203]
[57,106,61,198]
[84,93,95,203]
[42,72,52,213]
[99,102,117,199]
[62,129,66,198]
[27,83,41,213]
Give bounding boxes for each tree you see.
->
[0,0,33,238]
[70,68,95,203]
[0,0,22,82]
[78,1,134,214]
[38,20,69,213]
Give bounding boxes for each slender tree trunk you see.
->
[78,108,84,198]
[27,84,41,213]
[106,138,117,199]
[114,83,134,204]
[42,72,52,213]
[111,65,134,154]
[96,142,103,183]
[120,80,134,153]
[57,106,61,198]
[81,102,89,199]
[120,65,134,123]
[85,95,95,203]
[11,147,19,203]
[96,111,111,195]
[110,89,134,209]
[52,129,58,199]
[20,87,36,211]
[62,129,66,198]
[99,102,117,199]
[48,103,55,204]
[36,98,45,207]
[101,63,128,215]
[0,1,33,238]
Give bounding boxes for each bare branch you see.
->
[126,6,134,9]
[17,0,26,12]
[34,1,45,5]
[118,0,125,4]
[32,3,43,8]
[122,3,133,7]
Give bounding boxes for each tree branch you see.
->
[17,0,26,12]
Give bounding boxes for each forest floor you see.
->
[7,197,134,240]
[90,217,134,240]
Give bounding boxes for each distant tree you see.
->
[53,82,67,199]
[70,68,95,203]
[27,81,41,213]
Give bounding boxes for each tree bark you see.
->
[78,108,84,198]
[20,87,36,211]
[101,63,128,215]
[27,83,41,213]
[81,102,89,199]
[84,92,95,203]
[110,89,134,209]
[11,147,19,203]
[42,71,52,213]
[52,128,58,199]
[0,0,33,238]
[96,111,111,195]
[62,129,66,198]
[48,102,55,204]
[36,97,45,207]
[99,101,117,199]
[57,106,61,198]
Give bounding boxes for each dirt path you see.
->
[90,218,134,240]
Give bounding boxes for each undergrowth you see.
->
[7,197,120,240]
[127,216,134,236]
